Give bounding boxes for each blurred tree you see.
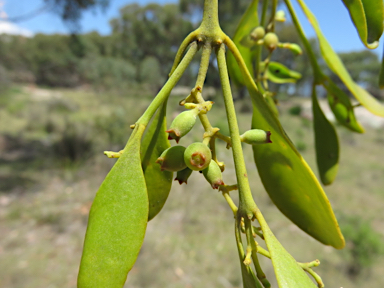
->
[109,3,193,79]
[44,0,109,28]
[28,34,80,87]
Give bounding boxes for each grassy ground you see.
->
[1,85,383,288]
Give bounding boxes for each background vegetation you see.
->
[1,0,384,287]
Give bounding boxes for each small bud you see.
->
[183,103,198,109]
[184,142,212,171]
[202,160,224,189]
[240,129,272,145]
[275,10,286,22]
[250,26,265,41]
[166,109,199,143]
[263,32,279,51]
[174,167,193,185]
[156,145,187,172]
[285,43,302,55]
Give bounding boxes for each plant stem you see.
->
[137,42,198,126]
[199,0,220,37]
[260,0,269,26]
[216,43,258,220]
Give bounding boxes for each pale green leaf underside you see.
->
[251,97,344,248]
[312,85,339,185]
[141,101,173,221]
[78,125,148,288]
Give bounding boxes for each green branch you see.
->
[137,42,198,126]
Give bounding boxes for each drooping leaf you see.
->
[78,125,148,288]
[226,34,344,248]
[379,47,384,88]
[322,77,364,133]
[312,84,339,185]
[250,98,344,248]
[341,0,383,49]
[226,56,344,248]
[227,0,259,87]
[257,213,318,288]
[264,92,279,117]
[297,0,384,117]
[235,222,262,288]
[141,100,173,221]
[264,61,301,84]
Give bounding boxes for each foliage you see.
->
[1,0,383,287]
[76,0,384,288]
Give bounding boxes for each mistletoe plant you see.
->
[77,0,384,287]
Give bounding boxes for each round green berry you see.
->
[264,32,279,51]
[250,26,265,41]
[156,145,187,172]
[184,142,212,171]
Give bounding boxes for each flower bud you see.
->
[275,10,286,22]
[250,26,265,41]
[285,43,302,56]
[174,167,193,185]
[166,109,199,143]
[202,160,224,189]
[156,145,187,172]
[240,129,272,145]
[264,32,279,51]
[184,142,212,171]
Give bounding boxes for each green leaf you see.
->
[258,215,317,288]
[78,125,148,288]
[227,0,259,87]
[341,0,383,49]
[379,48,384,88]
[263,92,279,118]
[248,86,344,248]
[226,33,344,248]
[265,61,302,84]
[312,84,339,185]
[141,101,173,221]
[297,0,384,117]
[322,77,364,133]
[235,223,262,288]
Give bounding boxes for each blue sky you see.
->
[0,0,381,55]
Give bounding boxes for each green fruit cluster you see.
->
[166,109,199,143]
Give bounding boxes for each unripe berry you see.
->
[250,26,265,41]
[202,160,224,189]
[184,142,212,171]
[156,145,187,172]
[264,32,279,51]
[240,129,272,145]
[174,167,193,185]
[166,109,199,143]
[275,10,286,22]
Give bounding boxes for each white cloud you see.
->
[0,20,34,37]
